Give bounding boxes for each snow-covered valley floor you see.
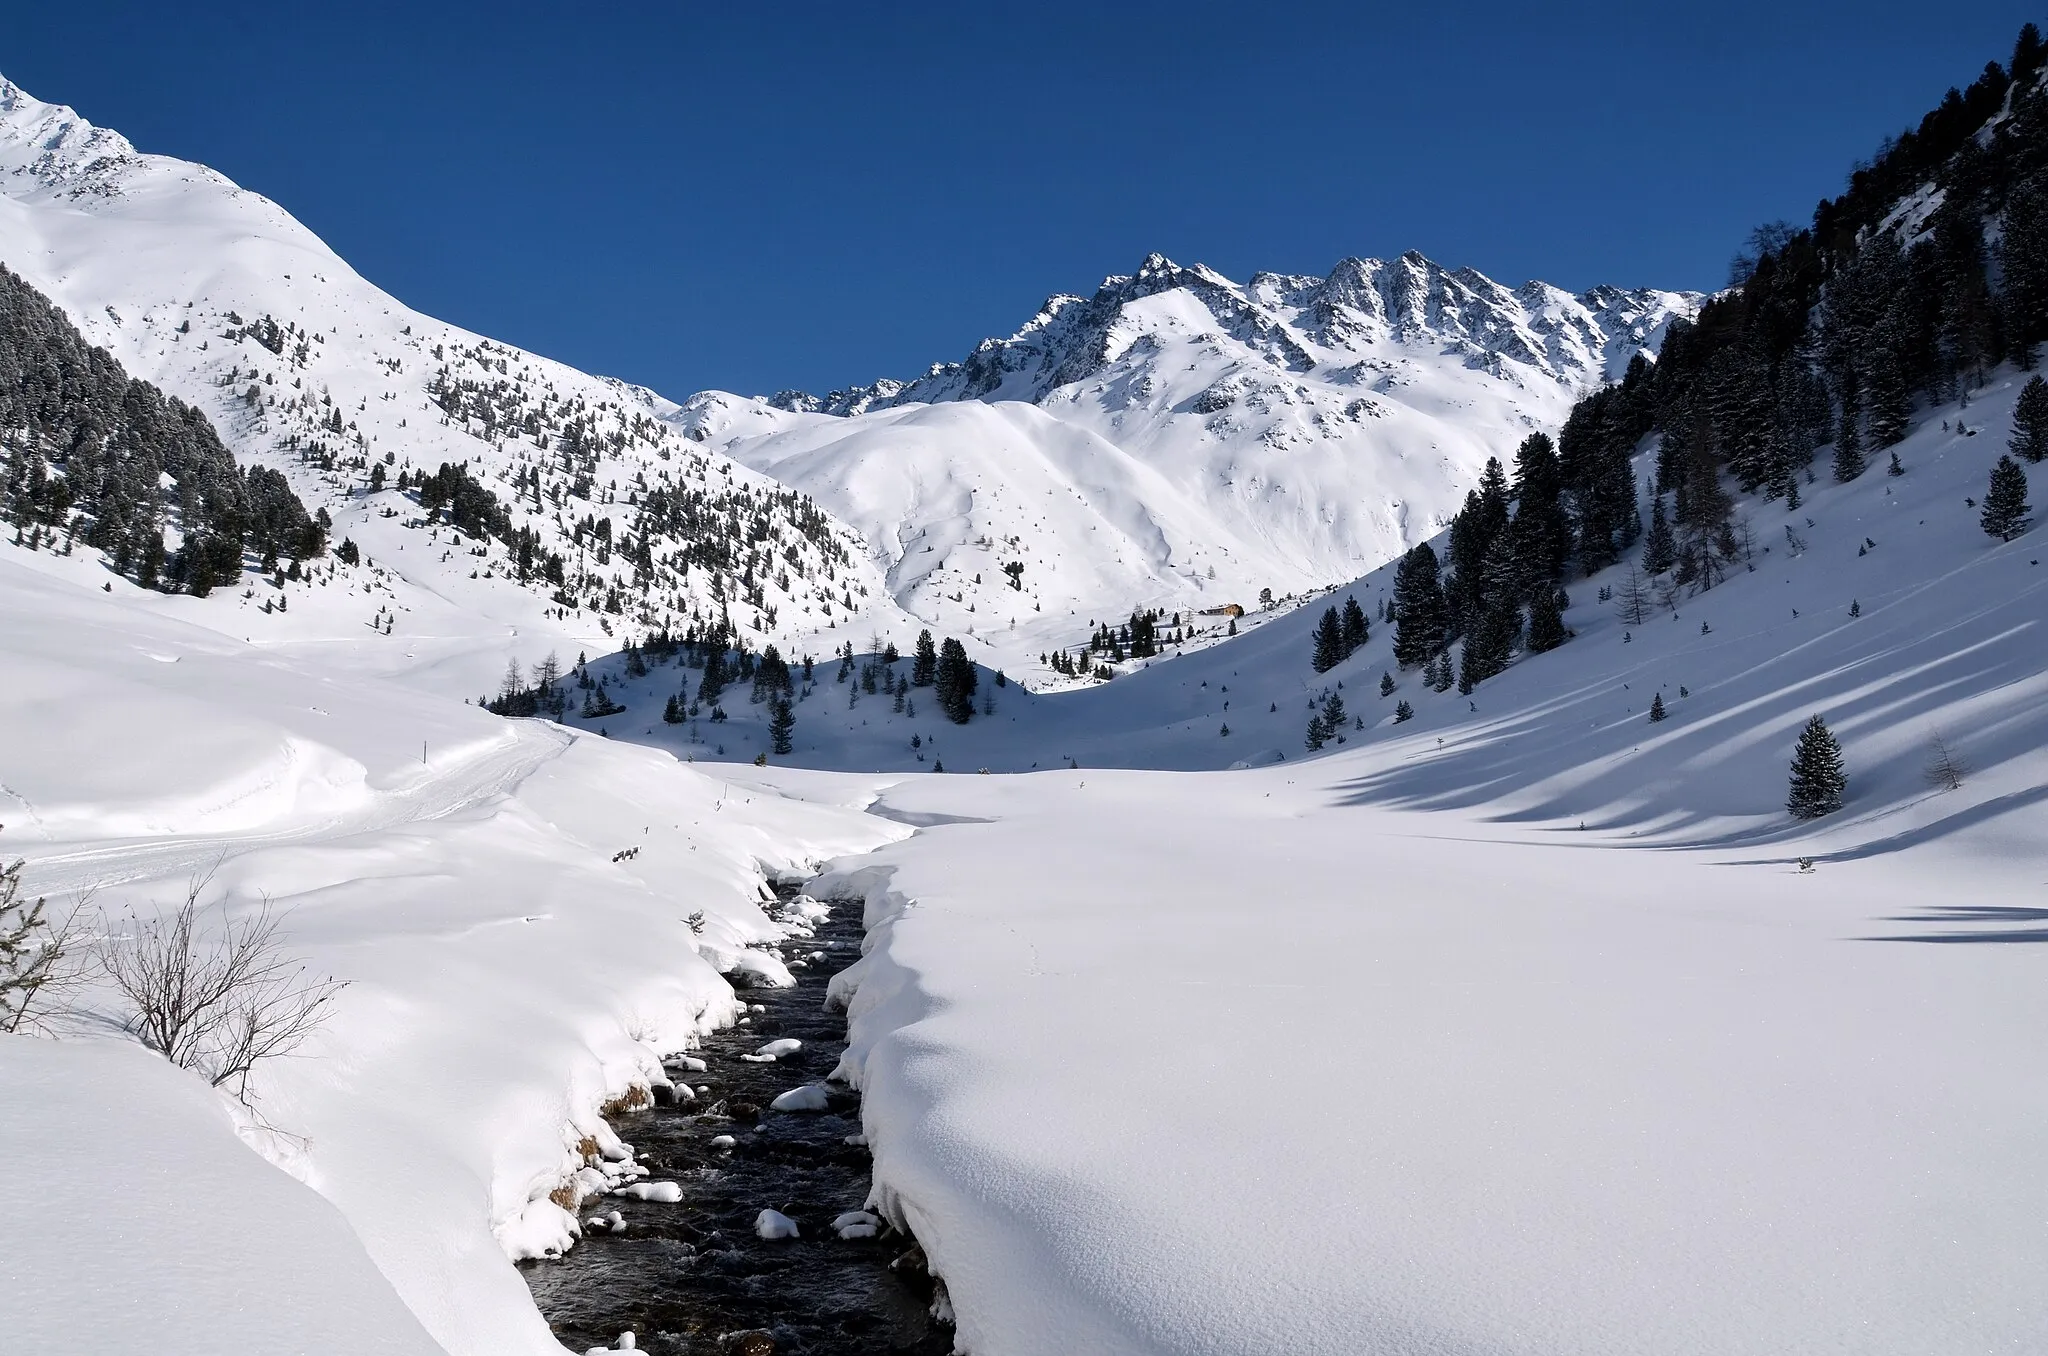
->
[807,760,2045,1355]
[4,369,2045,1356]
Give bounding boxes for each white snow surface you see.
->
[0,1035,444,1354]
[812,752,2046,1355]
[0,543,904,1356]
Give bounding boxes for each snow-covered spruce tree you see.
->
[1310,607,1343,673]
[1786,715,1848,819]
[1392,700,1414,724]
[1648,692,1668,723]
[1379,671,1396,697]
[2013,375,2048,462]
[1981,455,2032,541]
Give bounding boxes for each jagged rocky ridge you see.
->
[767,252,1695,416]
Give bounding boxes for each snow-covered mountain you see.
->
[0,75,914,699]
[677,253,1698,672]
[0,73,1697,687]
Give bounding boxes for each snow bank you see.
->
[812,761,2048,1355]
[0,554,908,1356]
[0,1036,443,1355]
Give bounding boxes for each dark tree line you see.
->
[1391,23,2048,692]
[0,265,325,593]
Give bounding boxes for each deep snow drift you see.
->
[0,543,906,1356]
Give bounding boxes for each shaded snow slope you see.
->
[678,254,1698,666]
[0,542,905,1356]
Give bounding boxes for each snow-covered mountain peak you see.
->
[0,70,914,696]
[681,250,1699,677]
[0,77,147,197]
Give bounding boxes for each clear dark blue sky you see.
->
[6,2,2040,396]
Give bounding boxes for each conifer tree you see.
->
[1340,596,1369,656]
[1786,714,1847,819]
[1379,671,1395,697]
[769,697,795,755]
[1311,607,1343,673]
[935,637,976,723]
[1525,587,1569,654]
[2011,375,2048,463]
[1833,408,1866,482]
[911,629,937,686]
[1648,692,1667,723]
[1305,712,1328,752]
[1981,455,2032,541]
[1641,495,1676,575]
[1391,543,1448,666]
[1392,700,1414,723]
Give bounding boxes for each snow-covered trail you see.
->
[19,720,571,898]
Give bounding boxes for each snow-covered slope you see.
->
[678,254,1698,671]
[592,365,2047,833]
[0,534,905,1356]
[0,75,914,698]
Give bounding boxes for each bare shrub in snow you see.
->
[0,860,92,1034]
[1923,730,1969,792]
[100,878,344,1102]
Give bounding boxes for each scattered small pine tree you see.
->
[1648,692,1667,723]
[1786,714,1847,819]
[1981,455,2032,541]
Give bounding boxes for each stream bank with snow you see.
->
[521,891,951,1355]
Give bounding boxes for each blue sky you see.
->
[6,2,2041,397]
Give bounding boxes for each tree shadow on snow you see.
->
[1859,904,2048,944]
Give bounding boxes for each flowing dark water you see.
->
[520,893,951,1355]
